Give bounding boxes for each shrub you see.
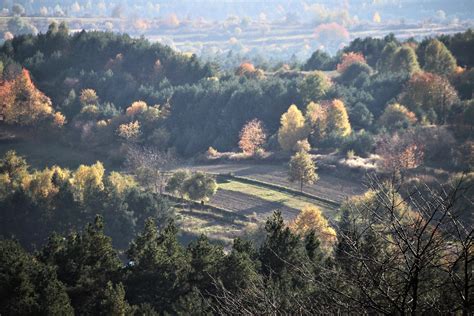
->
[350,102,374,129]
[206,147,219,159]
[337,52,367,73]
[340,130,375,157]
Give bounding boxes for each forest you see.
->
[0,18,473,315]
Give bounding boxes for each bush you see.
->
[350,102,374,129]
[413,126,457,168]
[338,62,373,85]
[316,131,346,149]
[340,130,375,157]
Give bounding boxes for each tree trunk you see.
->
[463,247,471,316]
[411,259,420,315]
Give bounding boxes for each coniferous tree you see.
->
[0,239,74,316]
[422,39,457,76]
[126,219,190,313]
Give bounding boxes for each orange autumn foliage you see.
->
[337,52,367,73]
[376,132,424,172]
[239,119,266,155]
[126,101,148,116]
[0,69,56,125]
[236,62,256,76]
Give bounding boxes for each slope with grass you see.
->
[178,162,365,203]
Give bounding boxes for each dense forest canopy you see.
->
[0,26,473,160]
[0,15,473,315]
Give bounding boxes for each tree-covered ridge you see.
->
[0,26,473,164]
[0,24,472,314]
[1,22,214,107]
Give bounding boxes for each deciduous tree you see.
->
[288,150,318,192]
[400,72,459,124]
[376,132,424,175]
[125,146,176,193]
[325,99,351,137]
[278,104,308,151]
[337,52,366,73]
[79,88,98,107]
[166,170,190,200]
[305,101,327,141]
[117,121,141,141]
[298,71,331,104]
[238,119,266,155]
[182,172,217,203]
[289,205,336,250]
[126,101,148,117]
[1,69,55,126]
[393,46,420,75]
[378,103,417,130]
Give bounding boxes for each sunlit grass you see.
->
[176,210,244,246]
[217,178,333,216]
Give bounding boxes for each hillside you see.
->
[0,18,473,315]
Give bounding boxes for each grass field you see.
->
[178,163,365,203]
[169,173,345,244]
[176,208,249,246]
[0,137,101,169]
[0,127,115,169]
[217,177,334,217]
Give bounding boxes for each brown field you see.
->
[178,162,366,203]
[169,162,365,243]
[209,189,300,221]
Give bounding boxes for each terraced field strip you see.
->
[177,163,365,203]
[209,188,300,222]
[216,176,339,220]
[163,193,253,245]
[162,192,249,222]
[177,208,248,246]
[216,173,340,211]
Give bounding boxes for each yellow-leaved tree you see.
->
[289,205,337,250]
[23,166,70,202]
[126,101,148,116]
[106,171,137,196]
[70,162,105,202]
[305,101,327,141]
[278,104,308,151]
[325,99,351,137]
[79,88,99,106]
[117,121,141,141]
[378,103,417,130]
[288,150,318,192]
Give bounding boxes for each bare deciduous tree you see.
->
[326,173,473,314]
[125,145,177,194]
